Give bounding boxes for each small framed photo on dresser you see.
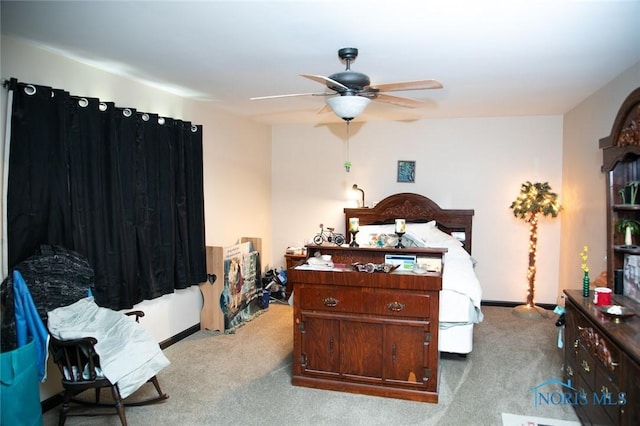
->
[623,254,640,303]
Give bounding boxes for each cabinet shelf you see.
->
[613,204,640,211]
[614,244,640,254]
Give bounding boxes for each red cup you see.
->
[594,287,612,306]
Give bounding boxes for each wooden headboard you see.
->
[344,192,475,254]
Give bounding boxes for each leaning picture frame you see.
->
[397,160,416,183]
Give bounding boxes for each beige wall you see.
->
[271,62,640,306]
[560,62,640,298]
[271,116,564,304]
[0,35,273,385]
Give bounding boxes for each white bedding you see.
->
[437,243,483,326]
[47,297,170,398]
[440,288,476,324]
[356,222,483,327]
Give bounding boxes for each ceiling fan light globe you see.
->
[326,96,371,121]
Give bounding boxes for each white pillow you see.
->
[354,221,462,247]
[354,224,395,246]
[357,223,430,239]
[355,222,448,245]
[354,227,426,248]
[421,221,463,247]
[402,232,427,247]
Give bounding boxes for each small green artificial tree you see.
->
[509,181,561,310]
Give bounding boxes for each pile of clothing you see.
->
[258,268,287,308]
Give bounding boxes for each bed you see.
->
[343,192,483,355]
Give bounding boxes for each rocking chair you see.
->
[3,245,169,426]
[48,310,168,426]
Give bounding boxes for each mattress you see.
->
[440,289,476,324]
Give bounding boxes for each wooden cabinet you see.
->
[289,245,444,403]
[563,290,640,425]
[284,253,306,298]
[600,88,640,290]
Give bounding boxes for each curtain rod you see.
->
[1,78,200,130]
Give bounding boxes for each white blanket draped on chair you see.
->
[47,297,170,398]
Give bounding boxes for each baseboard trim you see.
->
[481,300,556,310]
[159,323,201,350]
[41,394,62,413]
[42,322,203,413]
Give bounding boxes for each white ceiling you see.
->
[2,1,640,125]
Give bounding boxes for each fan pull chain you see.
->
[344,120,351,172]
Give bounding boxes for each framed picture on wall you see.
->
[623,254,640,304]
[397,160,416,183]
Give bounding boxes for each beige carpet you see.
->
[42,304,581,425]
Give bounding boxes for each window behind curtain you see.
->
[4,78,206,310]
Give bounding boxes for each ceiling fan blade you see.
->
[316,104,332,114]
[301,73,349,91]
[250,92,328,100]
[372,93,425,108]
[367,79,443,92]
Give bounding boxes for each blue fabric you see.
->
[12,270,49,381]
[0,339,43,426]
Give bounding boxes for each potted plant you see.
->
[616,218,640,246]
[618,181,640,204]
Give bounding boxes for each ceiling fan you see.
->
[250,47,443,121]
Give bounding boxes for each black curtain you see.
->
[5,79,206,310]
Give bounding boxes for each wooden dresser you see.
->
[289,245,444,403]
[563,289,640,425]
[284,253,306,298]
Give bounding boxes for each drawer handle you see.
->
[566,365,574,378]
[322,297,339,307]
[581,360,590,373]
[387,301,405,312]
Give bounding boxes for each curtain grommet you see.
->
[24,85,36,96]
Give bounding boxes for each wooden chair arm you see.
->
[49,334,98,347]
[125,310,145,322]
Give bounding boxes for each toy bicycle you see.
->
[313,223,346,246]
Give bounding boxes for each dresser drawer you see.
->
[298,285,433,319]
[564,353,578,384]
[595,367,622,425]
[576,344,597,391]
[576,320,621,382]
